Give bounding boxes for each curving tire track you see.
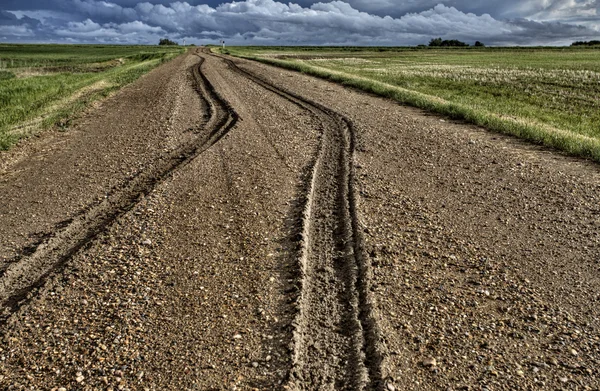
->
[0,51,238,327]
[216,54,384,390]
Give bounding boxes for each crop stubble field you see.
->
[0,46,599,390]
[0,44,185,149]
[228,46,600,161]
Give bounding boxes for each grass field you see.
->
[225,46,600,161]
[0,44,185,150]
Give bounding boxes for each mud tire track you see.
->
[216,54,383,390]
[0,52,238,326]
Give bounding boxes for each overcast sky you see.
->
[0,0,598,46]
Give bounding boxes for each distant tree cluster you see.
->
[571,40,600,46]
[159,38,178,46]
[429,37,470,47]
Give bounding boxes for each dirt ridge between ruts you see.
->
[0,51,238,327]
[217,54,384,390]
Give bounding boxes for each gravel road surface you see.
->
[0,49,598,390]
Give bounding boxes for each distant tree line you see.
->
[571,40,600,46]
[159,38,178,46]
[428,38,485,47]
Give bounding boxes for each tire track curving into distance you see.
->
[0,51,238,327]
[215,52,384,390]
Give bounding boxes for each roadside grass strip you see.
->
[232,51,600,163]
[0,46,183,150]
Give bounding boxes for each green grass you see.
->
[0,44,185,150]
[0,70,15,80]
[224,46,600,162]
[0,44,180,69]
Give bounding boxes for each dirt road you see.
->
[0,49,598,390]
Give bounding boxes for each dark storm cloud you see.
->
[0,0,598,45]
[0,10,41,27]
[0,9,44,38]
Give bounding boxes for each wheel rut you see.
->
[217,54,383,390]
[0,51,238,327]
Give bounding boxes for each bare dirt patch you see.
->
[0,50,599,390]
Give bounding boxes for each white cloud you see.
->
[0,25,34,36]
[531,0,597,19]
[2,0,599,45]
[122,0,519,44]
[117,20,164,33]
[527,0,599,31]
[55,19,164,43]
[66,18,102,32]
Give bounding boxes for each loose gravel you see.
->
[0,50,599,390]
[238,58,600,390]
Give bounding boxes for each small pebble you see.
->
[387,383,396,391]
[422,357,437,367]
[252,362,259,368]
